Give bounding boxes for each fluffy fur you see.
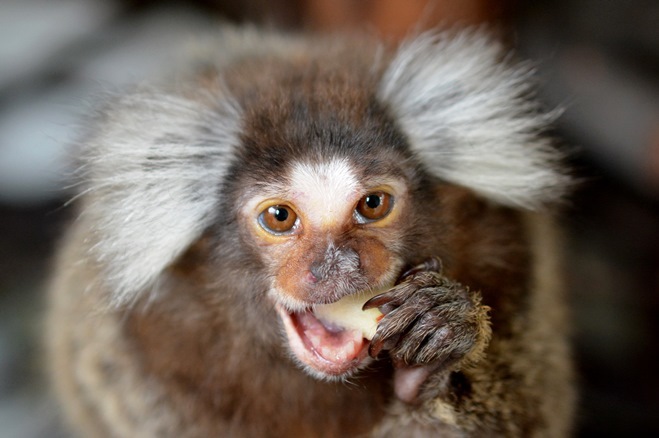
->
[288,159,361,226]
[48,28,575,437]
[78,92,241,304]
[379,32,568,209]
[77,30,568,306]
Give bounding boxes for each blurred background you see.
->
[0,0,657,436]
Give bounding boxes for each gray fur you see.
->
[379,31,569,209]
[49,29,574,437]
[74,30,569,306]
[79,91,241,304]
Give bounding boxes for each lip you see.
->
[276,304,372,378]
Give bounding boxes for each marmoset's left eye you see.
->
[354,192,393,222]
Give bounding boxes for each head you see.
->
[77,29,568,379]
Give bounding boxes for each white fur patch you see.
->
[79,91,241,305]
[379,31,569,209]
[288,159,360,228]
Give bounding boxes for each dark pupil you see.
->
[274,207,289,222]
[365,195,381,209]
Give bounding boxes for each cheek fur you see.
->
[273,238,319,302]
[352,236,393,285]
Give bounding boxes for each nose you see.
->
[309,263,323,282]
[308,245,360,282]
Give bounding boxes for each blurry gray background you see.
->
[0,0,657,436]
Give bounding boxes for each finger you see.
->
[362,292,393,310]
[367,333,399,358]
[390,325,430,365]
[397,257,443,283]
[368,305,420,357]
[414,326,452,364]
[388,307,449,363]
[362,281,418,311]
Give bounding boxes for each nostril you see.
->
[306,269,319,284]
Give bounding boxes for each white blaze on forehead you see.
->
[289,159,360,227]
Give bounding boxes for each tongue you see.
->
[296,311,365,363]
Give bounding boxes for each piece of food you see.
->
[313,288,386,340]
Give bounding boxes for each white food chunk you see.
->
[313,288,386,340]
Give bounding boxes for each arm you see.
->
[370,213,575,437]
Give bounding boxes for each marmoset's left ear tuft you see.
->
[378,31,570,210]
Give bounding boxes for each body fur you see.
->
[47,29,574,437]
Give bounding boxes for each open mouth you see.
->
[276,305,372,377]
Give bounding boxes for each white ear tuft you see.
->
[379,31,569,209]
[79,91,241,305]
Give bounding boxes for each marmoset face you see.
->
[214,67,430,376]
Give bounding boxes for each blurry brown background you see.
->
[1,0,658,436]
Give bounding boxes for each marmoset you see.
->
[47,29,575,437]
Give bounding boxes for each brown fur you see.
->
[48,199,574,437]
[47,31,574,437]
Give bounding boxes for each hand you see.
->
[364,258,491,402]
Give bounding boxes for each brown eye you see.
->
[355,192,393,223]
[258,205,299,235]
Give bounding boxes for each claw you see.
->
[368,337,385,358]
[397,257,443,284]
[369,333,399,358]
[362,293,392,311]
